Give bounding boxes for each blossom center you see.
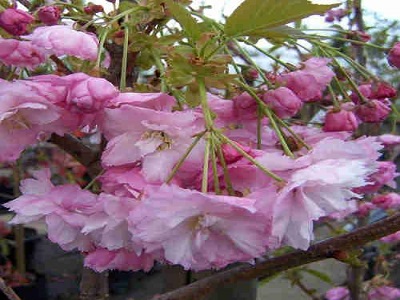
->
[140,130,173,151]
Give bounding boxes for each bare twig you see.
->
[152,213,400,300]
[0,278,22,300]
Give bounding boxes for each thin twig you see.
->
[0,277,22,300]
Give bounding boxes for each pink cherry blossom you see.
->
[355,100,391,123]
[24,25,100,61]
[262,87,302,118]
[5,169,98,251]
[37,6,61,25]
[323,109,358,132]
[108,92,176,111]
[377,134,400,146]
[372,193,400,209]
[388,42,400,69]
[325,287,350,300]
[128,184,271,271]
[100,166,149,198]
[81,193,140,252]
[232,92,258,121]
[354,161,398,194]
[0,39,46,69]
[368,286,400,300]
[84,248,154,272]
[101,104,204,182]
[0,9,34,36]
[0,79,77,161]
[381,231,400,243]
[277,57,334,102]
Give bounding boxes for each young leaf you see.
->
[165,0,201,43]
[225,0,339,37]
[302,268,333,284]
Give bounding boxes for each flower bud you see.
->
[0,8,34,36]
[84,4,104,15]
[374,82,397,99]
[388,42,400,68]
[323,109,358,132]
[221,143,251,164]
[372,193,400,209]
[262,87,302,118]
[38,6,61,25]
[355,99,391,123]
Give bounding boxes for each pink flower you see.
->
[271,158,374,249]
[376,134,400,146]
[262,87,302,118]
[5,169,98,251]
[323,109,358,132]
[354,161,398,194]
[24,25,100,61]
[37,6,61,25]
[0,9,34,36]
[381,231,400,243]
[388,42,400,69]
[355,100,391,123]
[100,166,148,198]
[372,193,400,209]
[356,202,376,217]
[108,92,176,111]
[277,57,334,102]
[128,184,271,271]
[232,92,258,121]
[368,286,400,300]
[81,193,139,252]
[325,287,350,300]
[324,9,347,23]
[0,39,46,69]
[84,248,154,272]
[101,105,203,182]
[0,79,74,162]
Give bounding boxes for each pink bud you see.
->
[323,109,358,132]
[221,143,251,164]
[355,99,391,123]
[232,92,258,120]
[372,193,400,209]
[262,87,302,118]
[350,84,372,104]
[325,287,350,300]
[388,42,400,68]
[84,4,104,15]
[38,6,61,25]
[373,82,397,99]
[356,202,376,217]
[0,8,34,36]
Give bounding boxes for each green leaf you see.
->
[225,0,339,37]
[165,0,201,42]
[302,268,333,284]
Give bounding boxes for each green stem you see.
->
[216,142,235,196]
[151,50,167,93]
[210,135,221,195]
[257,106,263,149]
[96,28,111,69]
[240,39,294,70]
[218,133,286,183]
[235,80,294,158]
[202,135,211,193]
[273,118,311,151]
[166,131,206,183]
[198,78,214,130]
[230,40,273,88]
[120,16,129,90]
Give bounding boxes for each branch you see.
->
[152,213,400,300]
[0,278,22,300]
[48,133,102,177]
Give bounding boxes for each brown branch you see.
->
[152,213,400,300]
[48,133,102,177]
[0,278,22,300]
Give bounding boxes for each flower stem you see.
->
[120,16,129,90]
[218,133,286,183]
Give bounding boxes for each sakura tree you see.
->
[0,0,399,299]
